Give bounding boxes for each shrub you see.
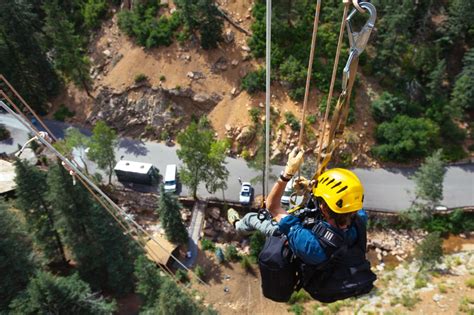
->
[240,255,252,272]
[288,303,304,315]
[0,124,10,141]
[159,75,166,81]
[53,104,75,122]
[224,245,240,261]
[306,114,317,125]
[371,92,417,123]
[415,231,443,268]
[241,69,265,94]
[83,0,107,30]
[465,277,474,289]
[134,73,148,84]
[288,290,311,305]
[175,269,189,283]
[284,112,301,132]
[248,108,261,124]
[372,115,440,162]
[201,238,215,251]
[194,265,205,280]
[414,273,428,288]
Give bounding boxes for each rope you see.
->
[264,0,271,196]
[314,2,350,178]
[297,0,322,148]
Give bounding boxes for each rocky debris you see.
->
[204,206,233,240]
[103,49,112,58]
[230,87,240,97]
[236,126,256,145]
[231,59,239,67]
[368,229,428,263]
[111,53,123,67]
[223,29,235,43]
[114,189,158,214]
[211,57,229,73]
[209,207,221,220]
[187,71,205,80]
[241,45,251,52]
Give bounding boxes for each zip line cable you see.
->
[264,0,271,197]
[0,93,208,288]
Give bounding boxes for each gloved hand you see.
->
[284,147,304,178]
[293,176,310,194]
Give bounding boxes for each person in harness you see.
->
[228,148,376,302]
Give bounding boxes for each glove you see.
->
[293,176,310,194]
[284,147,304,178]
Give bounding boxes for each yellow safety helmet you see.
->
[313,168,364,214]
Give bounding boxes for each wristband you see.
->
[279,172,292,182]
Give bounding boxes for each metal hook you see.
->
[352,0,365,13]
[342,2,377,91]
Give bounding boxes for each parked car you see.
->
[163,164,177,193]
[239,182,253,206]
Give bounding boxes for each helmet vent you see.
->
[331,182,342,189]
[326,179,335,186]
[337,186,348,194]
[336,199,343,208]
[321,177,328,184]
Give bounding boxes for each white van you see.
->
[164,164,177,193]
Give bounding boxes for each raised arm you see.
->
[267,148,304,222]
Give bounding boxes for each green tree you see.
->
[87,121,118,185]
[14,160,67,265]
[153,278,200,314]
[372,115,440,161]
[47,163,137,294]
[157,184,188,244]
[63,127,91,174]
[451,49,474,111]
[415,232,443,269]
[0,0,59,113]
[10,272,116,314]
[176,118,229,199]
[134,255,163,309]
[371,92,416,123]
[0,201,35,311]
[83,0,108,30]
[412,149,446,209]
[241,69,266,94]
[43,0,92,97]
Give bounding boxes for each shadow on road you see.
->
[119,138,149,156]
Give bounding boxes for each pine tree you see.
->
[43,0,92,97]
[14,160,67,265]
[87,121,118,185]
[0,0,59,113]
[412,149,446,209]
[157,185,189,245]
[47,163,137,294]
[451,49,474,111]
[10,272,116,314]
[0,201,35,311]
[134,255,163,308]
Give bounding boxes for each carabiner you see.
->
[342,2,377,91]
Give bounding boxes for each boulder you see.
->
[224,29,235,43]
[236,126,256,145]
[209,207,221,220]
[212,57,229,73]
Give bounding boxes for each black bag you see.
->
[258,234,298,302]
[301,216,377,303]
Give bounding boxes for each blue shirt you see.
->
[278,209,368,265]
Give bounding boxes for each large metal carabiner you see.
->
[342,2,377,92]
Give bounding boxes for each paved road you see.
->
[1,113,472,211]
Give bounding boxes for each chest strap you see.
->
[311,221,345,249]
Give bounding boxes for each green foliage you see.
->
[53,104,75,122]
[240,255,253,272]
[194,265,205,280]
[249,231,265,259]
[177,118,229,199]
[174,0,223,49]
[87,121,117,185]
[10,272,116,314]
[288,303,304,315]
[451,49,474,111]
[134,73,148,84]
[47,163,137,294]
[249,107,261,124]
[224,245,240,261]
[159,75,166,81]
[134,255,163,308]
[459,295,474,313]
[201,238,215,251]
[284,111,301,132]
[0,124,11,141]
[154,278,200,314]
[415,232,443,268]
[43,0,92,94]
[0,0,59,113]
[414,273,428,289]
[371,92,417,123]
[288,290,311,305]
[14,160,66,264]
[118,2,181,48]
[157,184,188,244]
[466,277,474,289]
[241,69,266,94]
[412,149,446,208]
[82,0,108,30]
[372,115,440,161]
[0,201,35,311]
[306,114,317,125]
[175,269,189,283]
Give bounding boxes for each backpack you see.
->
[300,216,377,303]
[258,233,299,302]
[258,216,376,303]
